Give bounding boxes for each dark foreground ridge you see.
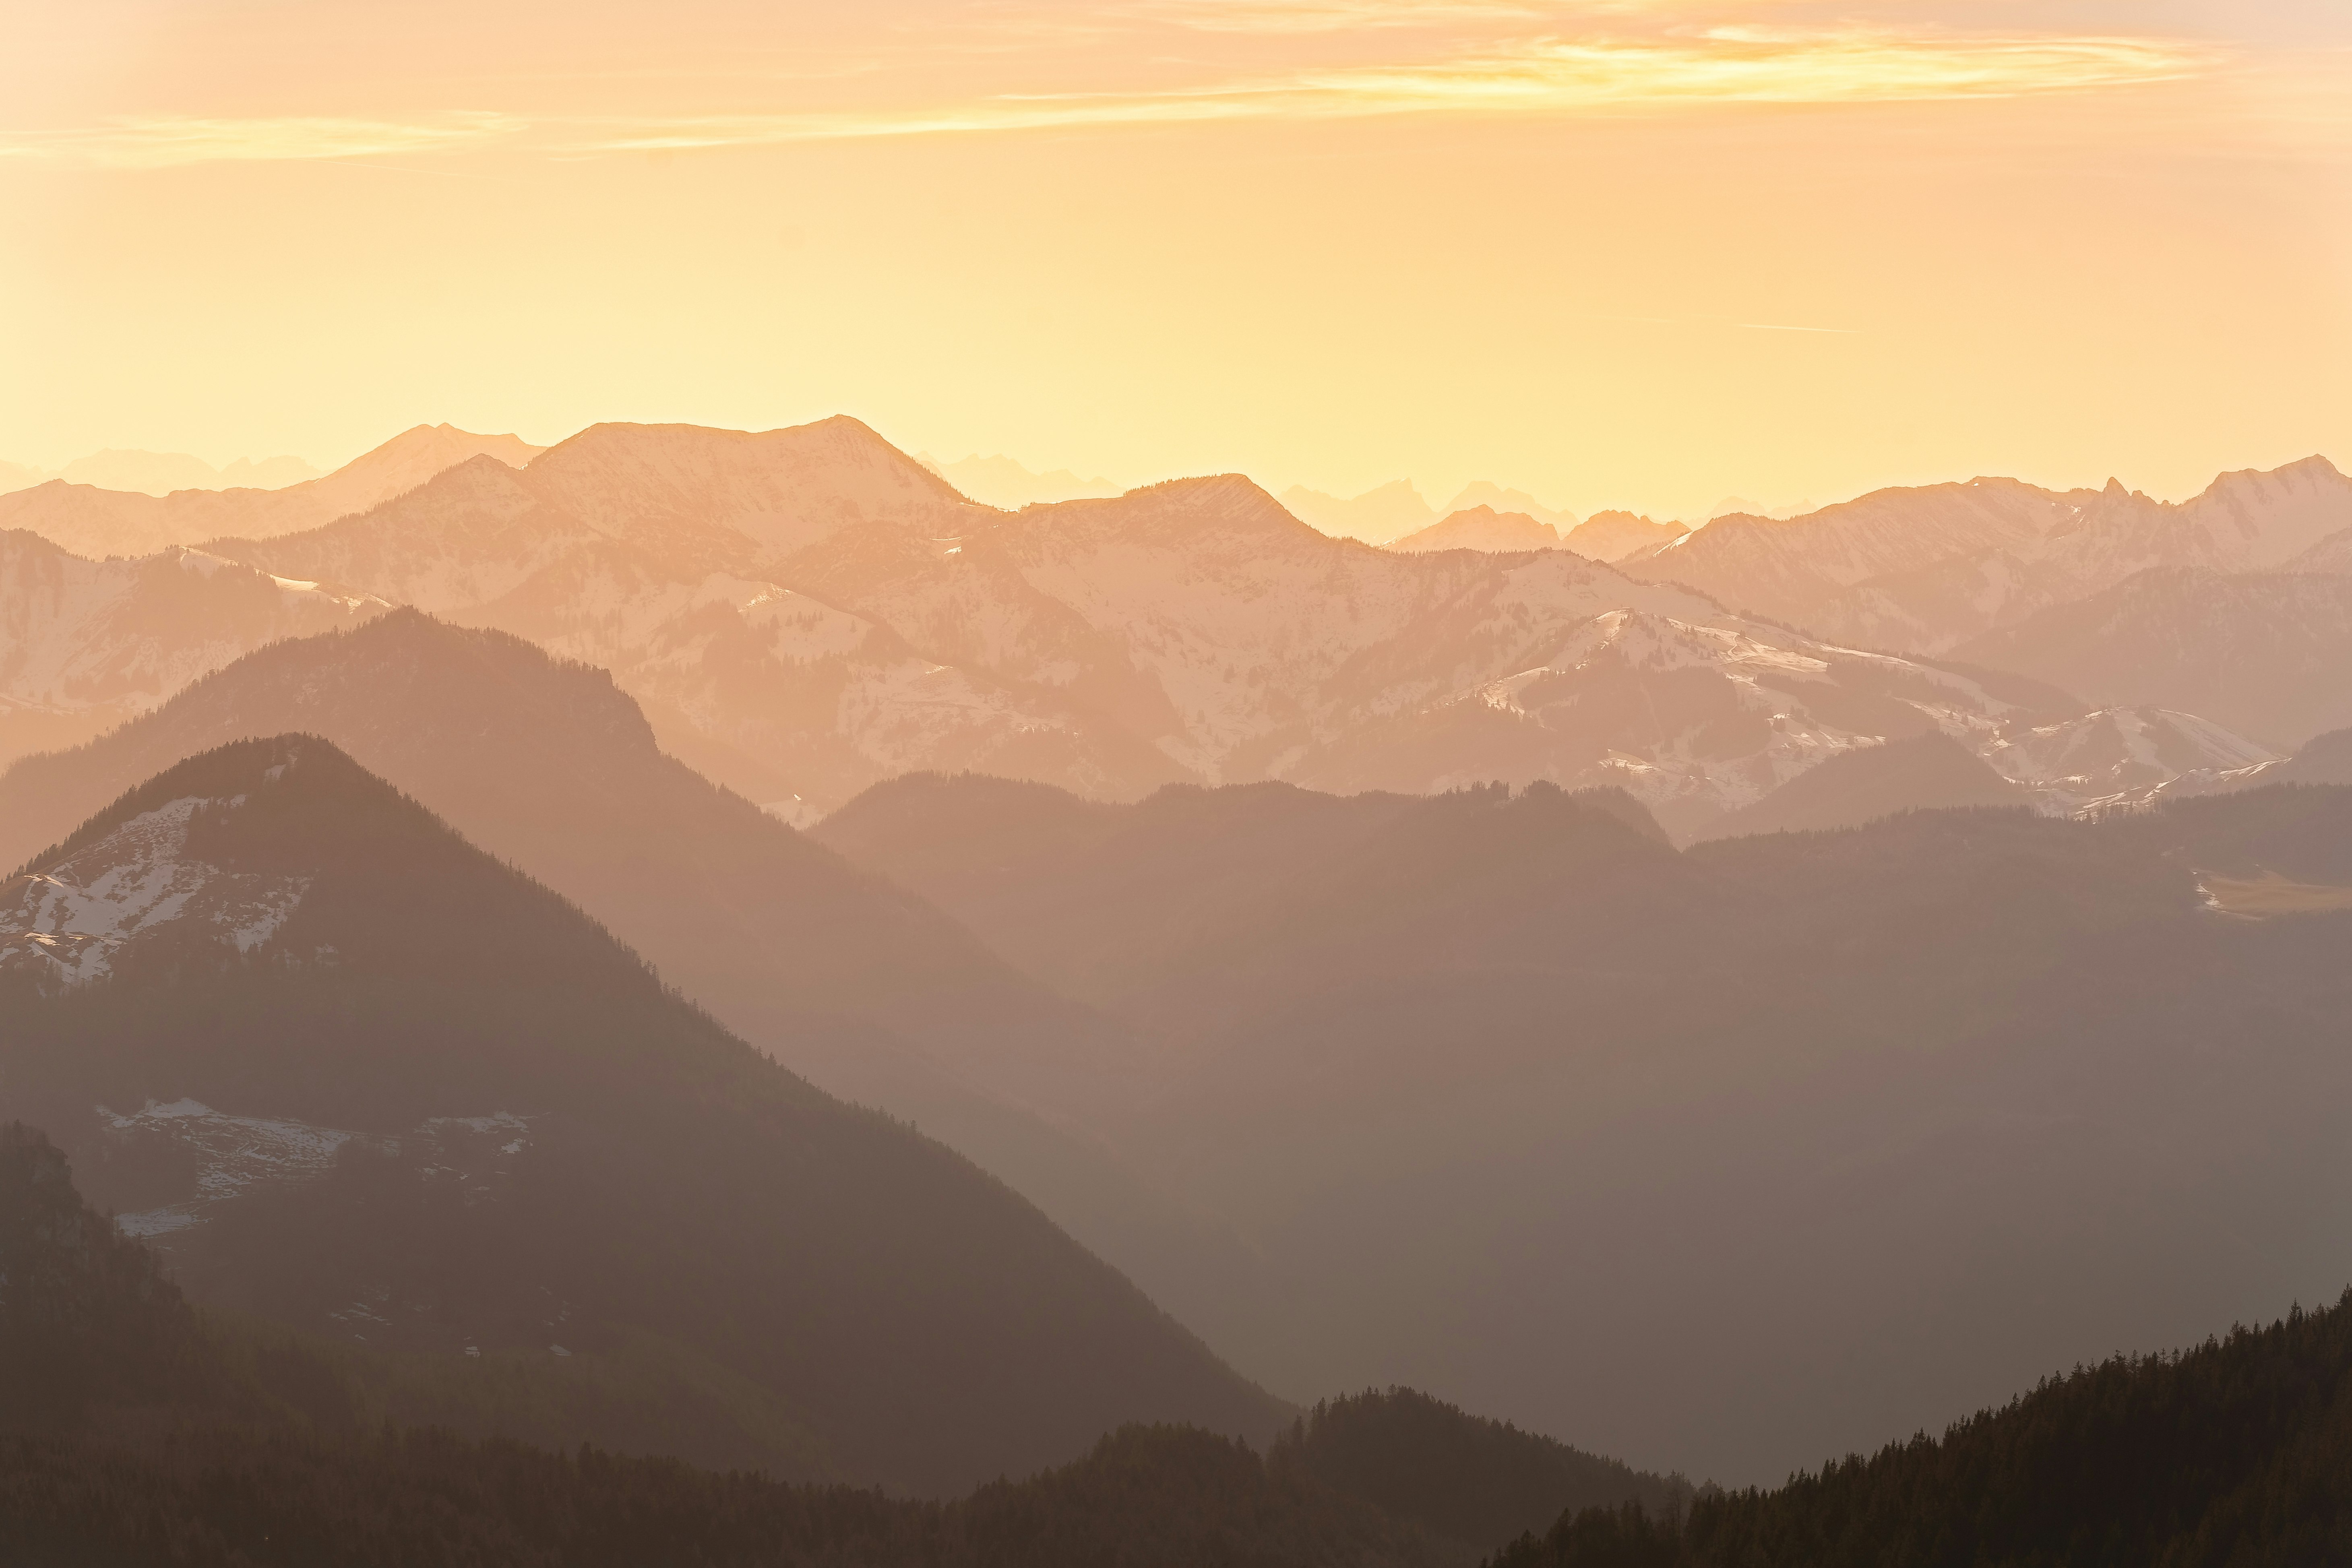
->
[0,1122,1681,1566]
[8,1113,2347,1564]
[0,735,1284,1495]
[1498,1287,2352,1568]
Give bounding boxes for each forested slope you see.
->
[1500,1291,2352,1568]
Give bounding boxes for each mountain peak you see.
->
[1277,479,1435,543]
[527,416,979,566]
[1387,506,1563,555]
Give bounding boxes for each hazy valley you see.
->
[5,413,2352,1560]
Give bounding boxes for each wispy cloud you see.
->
[0,27,2209,167]
[566,29,2210,150]
[0,112,518,168]
[1136,0,1550,33]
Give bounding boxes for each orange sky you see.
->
[3,1,2347,518]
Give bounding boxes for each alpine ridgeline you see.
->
[6,417,2332,834]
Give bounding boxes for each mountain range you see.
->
[4,417,2340,837]
[1387,506,1569,555]
[0,531,383,766]
[0,425,541,560]
[815,770,2352,1483]
[0,734,1283,1494]
[1619,459,2352,748]
[921,453,1120,508]
[0,449,322,497]
[12,1107,2348,1564]
[0,609,1266,1341]
[185,424,2294,832]
[4,408,2352,1506]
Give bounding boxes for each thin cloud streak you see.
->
[0,29,2210,167]
[0,113,519,168]
[1136,0,1550,33]
[564,30,2209,151]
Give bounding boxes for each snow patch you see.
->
[0,795,308,984]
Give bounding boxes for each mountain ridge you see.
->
[0,734,1288,1492]
[0,425,543,560]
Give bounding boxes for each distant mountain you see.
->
[1560,510,1689,563]
[55,450,322,496]
[816,772,2352,1487]
[5,417,2281,827]
[1703,496,1811,522]
[1278,608,2087,839]
[1952,566,2352,748]
[1980,705,2282,812]
[0,736,1285,1492]
[923,453,1120,508]
[1435,483,1576,533]
[2285,519,2352,575]
[519,416,981,571]
[0,424,542,559]
[0,610,1269,1354]
[1691,730,2026,841]
[0,531,383,771]
[1505,1292,2352,1568]
[1387,507,1564,555]
[209,432,2252,830]
[204,449,1180,815]
[2,451,309,498]
[1279,480,1437,543]
[814,775,1432,1013]
[1620,458,2352,655]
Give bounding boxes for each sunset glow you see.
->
[3,1,2345,516]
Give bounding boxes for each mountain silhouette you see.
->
[818,771,2352,1485]
[0,736,1284,1492]
[0,609,1270,1355]
[0,424,541,560]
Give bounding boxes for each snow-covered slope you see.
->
[1622,458,2352,654]
[966,478,1722,781]
[2283,523,2352,576]
[1563,510,1689,563]
[1982,707,2282,814]
[12,419,2297,830]
[0,424,543,560]
[213,449,1185,813]
[0,532,383,770]
[1953,567,2352,748]
[1288,607,2077,837]
[0,791,308,986]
